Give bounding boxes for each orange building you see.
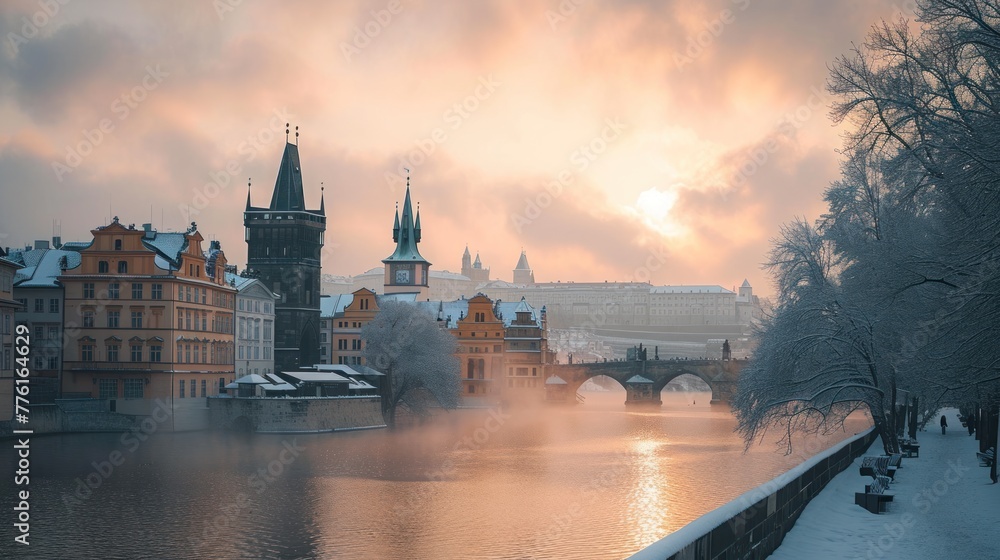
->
[451,294,506,399]
[59,219,236,429]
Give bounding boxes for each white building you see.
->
[226,272,277,378]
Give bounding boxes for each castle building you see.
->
[382,179,430,298]
[461,246,491,283]
[59,219,236,430]
[244,138,326,372]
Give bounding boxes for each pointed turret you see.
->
[392,204,400,242]
[513,250,535,285]
[414,205,422,243]
[383,183,431,295]
[461,245,472,275]
[319,184,326,216]
[473,253,482,269]
[268,143,306,211]
[245,181,252,211]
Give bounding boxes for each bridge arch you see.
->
[546,359,744,406]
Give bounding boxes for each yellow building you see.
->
[59,219,236,429]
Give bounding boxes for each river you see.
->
[1,390,871,559]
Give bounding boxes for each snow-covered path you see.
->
[770,408,1000,559]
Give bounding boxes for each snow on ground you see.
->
[770,407,1000,560]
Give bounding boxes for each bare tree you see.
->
[361,301,461,427]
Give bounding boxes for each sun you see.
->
[632,187,685,238]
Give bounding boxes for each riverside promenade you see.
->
[770,407,999,559]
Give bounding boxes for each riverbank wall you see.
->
[630,427,879,560]
[207,395,386,433]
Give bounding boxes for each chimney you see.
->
[52,236,62,249]
[142,223,153,235]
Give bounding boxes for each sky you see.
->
[0,0,918,296]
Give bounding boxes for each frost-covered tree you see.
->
[736,0,1000,454]
[361,301,461,427]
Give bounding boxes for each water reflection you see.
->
[1,391,870,560]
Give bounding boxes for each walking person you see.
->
[940,414,948,435]
[967,412,976,436]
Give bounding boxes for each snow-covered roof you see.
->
[626,375,653,384]
[141,230,189,271]
[545,375,567,385]
[320,294,354,317]
[283,371,351,383]
[650,285,734,295]
[233,374,270,384]
[260,381,296,392]
[9,248,81,287]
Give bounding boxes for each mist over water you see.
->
[2,390,871,559]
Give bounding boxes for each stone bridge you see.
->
[545,359,747,406]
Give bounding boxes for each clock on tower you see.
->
[395,267,410,284]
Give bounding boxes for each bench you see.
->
[900,440,920,458]
[860,456,896,480]
[855,475,894,514]
[977,448,994,467]
[886,453,902,469]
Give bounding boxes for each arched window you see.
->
[467,359,475,380]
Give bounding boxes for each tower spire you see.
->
[245,178,252,211]
[319,182,325,215]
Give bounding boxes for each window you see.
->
[150,345,162,362]
[352,339,361,350]
[185,344,191,363]
[177,309,183,329]
[151,283,162,300]
[83,283,95,299]
[238,345,244,360]
[190,379,196,396]
[81,344,94,361]
[264,321,272,341]
[34,325,44,340]
[99,379,117,399]
[114,239,122,251]
[494,345,502,353]
[201,380,207,398]
[194,345,200,363]
[47,326,58,340]
[47,356,58,369]
[98,261,109,273]
[124,379,143,399]
[239,299,244,311]
[49,299,59,313]
[131,345,142,362]
[107,345,120,362]
[107,311,119,328]
[338,339,347,350]
[179,380,185,398]
[132,283,143,299]
[131,311,143,329]
[118,261,128,274]
[108,282,120,299]
[34,298,44,312]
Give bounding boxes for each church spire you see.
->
[383,182,429,264]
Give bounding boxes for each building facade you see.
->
[59,219,236,428]
[245,140,326,372]
[8,242,80,402]
[227,272,277,377]
[0,254,23,420]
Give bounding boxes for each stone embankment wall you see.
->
[208,396,385,433]
[631,428,879,560]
